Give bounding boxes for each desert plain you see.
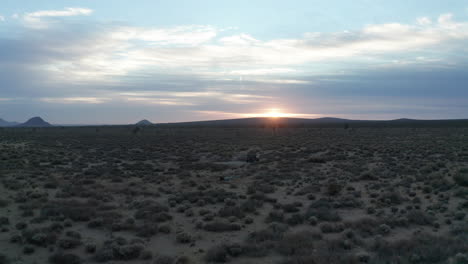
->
[0,125,467,264]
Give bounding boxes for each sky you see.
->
[1,0,468,124]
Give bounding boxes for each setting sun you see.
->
[264,108,284,118]
[240,108,317,118]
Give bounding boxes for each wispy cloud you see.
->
[125,97,196,106]
[25,7,93,19]
[0,15,5,22]
[110,25,218,46]
[40,97,108,104]
[23,7,93,28]
[119,91,273,105]
[229,68,297,75]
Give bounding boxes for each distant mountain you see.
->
[391,118,417,122]
[159,117,354,127]
[157,117,468,128]
[136,119,153,126]
[0,118,19,127]
[17,117,52,127]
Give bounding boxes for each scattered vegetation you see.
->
[0,126,467,263]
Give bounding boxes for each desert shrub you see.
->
[218,206,244,219]
[373,233,467,263]
[158,224,171,233]
[176,256,191,264]
[113,244,143,260]
[151,212,173,222]
[407,210,435,226]
[22,228,58,247]
[238,243,269,258]
[49,253,82,264]
[65,231,80,239]
[170,189,236,206]
[305,199,341,222]
[454,169,468,187]
[276,231,317,256]
[282,203,302,213]
[240,198,263,213]
[266,210,284,223]
[153,255,175,264]
[286,213,304,226]
[0,217,9,226]
[133,200,169,220]
[345,217,380,237]
[0,199,9,208]
[359,173,378,181]
[85,243,97,253]
[58,238,82,249]
[320,223,344,234]
[111,218,135,232]
[176,233,192,244]
[0,254,8,264]
[135,223,158,237]
[247,183,275,194]
[205,245,228,263]
[334,195,362,208]
[294,184,321,196]
[95,239,143,262]
[450,221,468,237]
[378,224,391,235]
[15,222,27,230]
[87,218,103,228]
[41,200,96,222]
[326,182,342,196]
[379,190,405,205]
[44,180,58,189]
[23,246,34,254]
[278,239,360,264]
[204,222,240,232]
[308,157,326,163]
[382,216,409,228]
[248,223,288,243]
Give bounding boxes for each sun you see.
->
[263,108,287,118]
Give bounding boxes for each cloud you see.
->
[24,7,93,19]
[110,25,218,46]
[0,15,5,22]
[229,68,297,75]
[119,91,273,105]
[39,97,109,104]
[417,17,432,26]
[1,11,468,122]
[4,12,467,86]
[45,13,468,81]
[23,7,93,28]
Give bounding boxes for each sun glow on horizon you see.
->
[243,108,302,118]
[263,108,287,118]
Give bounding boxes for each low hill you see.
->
[17,117,53,127]
[159,117,358,127]
[0,118,19,127]
[136,119,153,126]
[157,117,468,128]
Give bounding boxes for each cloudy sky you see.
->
[1,0,468,124]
